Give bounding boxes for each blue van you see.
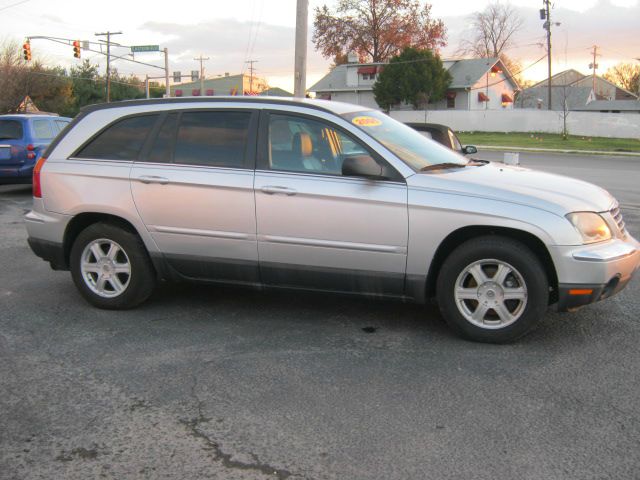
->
[0,114,72,183]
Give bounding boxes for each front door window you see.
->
[267,114,372,176]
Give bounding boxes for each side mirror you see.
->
[462,145,478,155]
[342,155,384,179]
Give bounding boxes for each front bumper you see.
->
[550,236,640,312]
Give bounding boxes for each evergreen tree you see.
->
[373,47,451,112]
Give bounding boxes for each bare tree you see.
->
[604,62,640,96]
[0,39,75,114]
[459,2,524,58]
[0,39,29,112]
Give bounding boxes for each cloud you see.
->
[140,18,328,81]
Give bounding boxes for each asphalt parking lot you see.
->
[1,152,639,479]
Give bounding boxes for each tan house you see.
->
[531,69,637,101]
[170,73,269,97]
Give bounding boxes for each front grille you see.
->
[610,205,627,237]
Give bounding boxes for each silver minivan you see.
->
[25,98,640,342]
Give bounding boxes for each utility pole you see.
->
[194,55,209,95]
[589,45,600,93]
[245,60,258,95]
[293,0,308,98]
[94,31,122,103]
[164,48,170,98]
[541,0,552,110]
[145,74,150,99]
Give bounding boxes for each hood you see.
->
[407,162,616,216]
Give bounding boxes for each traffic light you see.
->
[23,41,31,61]
[73,40,81,59]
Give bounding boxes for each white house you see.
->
[309,57,519,111]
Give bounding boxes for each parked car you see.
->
[406,122,478,155]
[0,114,71,183]
[25,98,639,343]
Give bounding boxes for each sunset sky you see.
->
[1,0,638,91]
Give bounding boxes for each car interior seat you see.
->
[292,132,323,172]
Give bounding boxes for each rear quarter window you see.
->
[0,120,24,140]
[54,120,70,133]
[32,119,55,139]
[75,114,158,161]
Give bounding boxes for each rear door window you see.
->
[0,120,23,140]
[32,119,55,139]
[75,114,159,161]
[173,111,252,168]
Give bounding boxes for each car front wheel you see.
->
[70,222,156,309]
[436,236,549,343]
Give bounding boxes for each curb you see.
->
[474,145,640,157]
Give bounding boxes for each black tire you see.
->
[70,222,156,309]
[436,236,549,343]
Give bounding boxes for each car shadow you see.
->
[147,280,455,342]
[0,184,32,195]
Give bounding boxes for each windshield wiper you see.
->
[419,162,467,172]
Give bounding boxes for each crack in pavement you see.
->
[180,375,295,479]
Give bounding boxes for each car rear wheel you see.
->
[70,223,156,309]
[436,236,549,343]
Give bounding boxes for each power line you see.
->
[598,46,638,62]
[469,54,548,91]
[24,69,160,90]
[0,0,30,12]
[247,0,264,66]
[240,0,258,75]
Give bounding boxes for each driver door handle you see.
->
[261,186,297,196]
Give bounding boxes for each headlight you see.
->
[566,212,612,244]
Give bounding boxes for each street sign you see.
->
[131,45,160,53]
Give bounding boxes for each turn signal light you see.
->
[33,157,46,198]
[568,289,593,296]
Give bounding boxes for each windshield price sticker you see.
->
[352,116,382,127]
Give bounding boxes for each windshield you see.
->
[0,120,24,140]
[341,110,468,171]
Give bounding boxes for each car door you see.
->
[130,108,260,284]
[254,111,409,297]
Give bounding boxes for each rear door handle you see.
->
[261,186,297,196]
[137,175,170,185]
